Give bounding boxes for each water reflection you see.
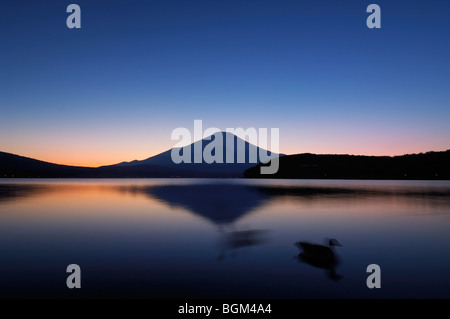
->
[0,179,450,298]
[257,184,450,199]
[0,183,49,203]
[127,183,271,226]
[1,180,450,216]
[127,184,273,261]
[295,238,343,281]
[217,229,270,261]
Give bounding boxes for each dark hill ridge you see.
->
[244,150,450,180]
[0,151,95,177]
[0,151,192,178]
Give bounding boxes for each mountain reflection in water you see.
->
[0,179,450,298]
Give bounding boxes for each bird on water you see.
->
[294,238,343,281]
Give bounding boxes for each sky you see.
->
[1,0,449,167]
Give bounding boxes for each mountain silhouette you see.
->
[0,132,281,178]
[104,131,282,177]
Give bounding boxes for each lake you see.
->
[0,178,449,298]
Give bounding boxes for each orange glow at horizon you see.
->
[3,133,450,167]
[2,123,449,167]
[6,148,169,168]
[4,143,449,168]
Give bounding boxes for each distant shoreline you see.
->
[2,149,450,180]
[1,177,450,181]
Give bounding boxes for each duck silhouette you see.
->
[294,238,343,281]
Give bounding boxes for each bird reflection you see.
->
[217,229,270,262]
[294,238,343,281]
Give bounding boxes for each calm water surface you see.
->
[0,178,449,298]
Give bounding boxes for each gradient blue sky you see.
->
[1,0,449,166]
